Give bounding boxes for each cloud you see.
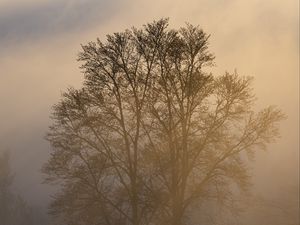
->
[0,0,123,51]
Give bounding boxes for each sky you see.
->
[0,0,299,222]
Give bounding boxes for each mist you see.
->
[0,0,298,224]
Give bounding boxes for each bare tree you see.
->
[237,185,299,225]
[0,151,34,225]
[43,19,284,225]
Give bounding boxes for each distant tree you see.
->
[43,19,284,225]
[0,151,33,225]
[239,185,299,225]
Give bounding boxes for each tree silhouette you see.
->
[0,151,34,225]
[43,19,284,225]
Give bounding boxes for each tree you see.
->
[0,151,34,225]
[43,18,284,225]
[239,184,299,225]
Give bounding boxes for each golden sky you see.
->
[0,0,298,216]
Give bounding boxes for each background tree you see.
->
[0,151,34,225]
[238,184,299,225]
[43,19,284,225]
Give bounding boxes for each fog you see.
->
[0,0,298,224]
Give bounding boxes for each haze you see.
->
[0,0,298,224]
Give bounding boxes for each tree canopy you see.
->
[43,18,284,225]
